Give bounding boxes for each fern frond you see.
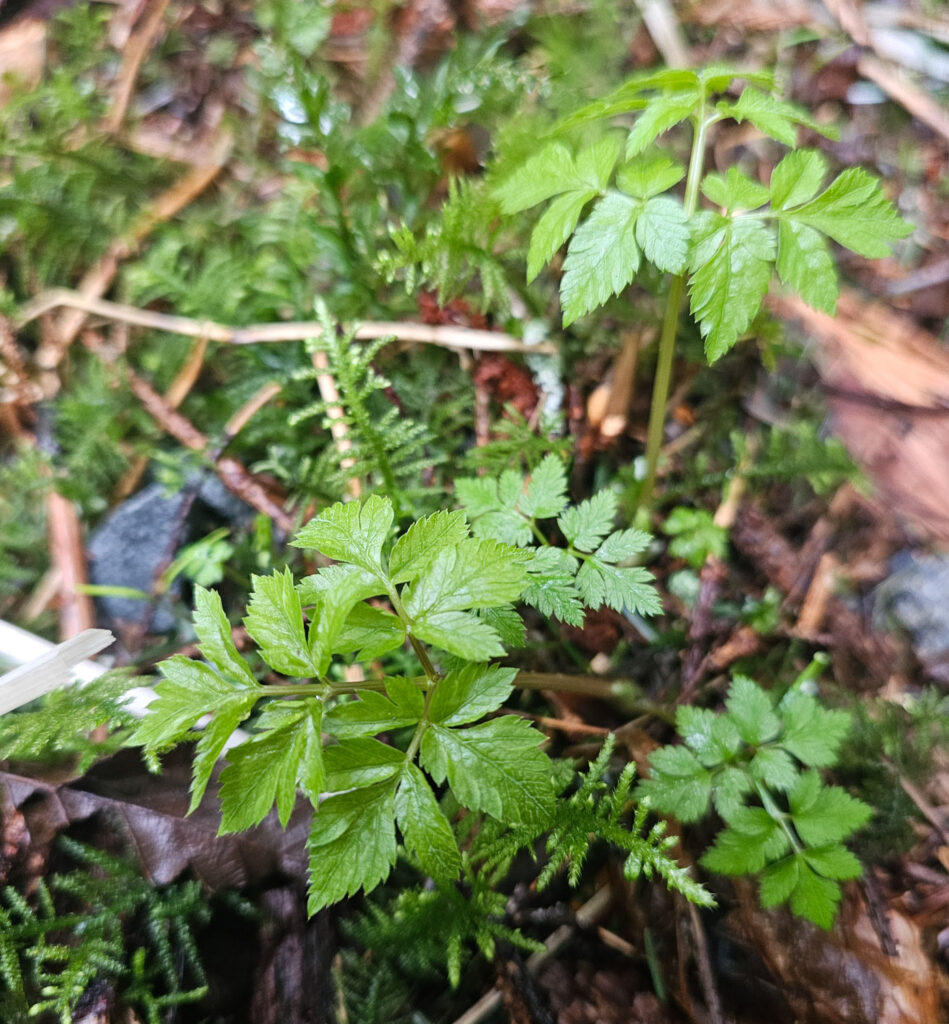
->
[0,838,213,1022]
[378,178,512,316]
[0,671,140,772]
[290,310,441,517]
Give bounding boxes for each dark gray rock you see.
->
[873,552,949,684]
[86,483,190,632]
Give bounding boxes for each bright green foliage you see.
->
[494,68,910,359]
[531,736,714,904]
[288,313,439,519]
[0,839,211,1024]
[124,484,690,919]
[360,734,711,986]
[0,672,138,772]
[380,178,511,315]
[637,674,871,928]
[663,507,728,568]
[456,453,661,626]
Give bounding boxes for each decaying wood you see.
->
[857,54,949,145]
[125,368,294,532]
[729,879,942,1024]
[115,335,209,500]
[46,490,95,640]
[772,290,949,545]
[732,502,895,683]
[311,350,361,499]
[102,0,171,134]
[586,330,646,444]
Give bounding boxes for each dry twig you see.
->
[20,290,556,355]
[46,490,95,640]
[33,141,232,384]
[125,368,294,532]
[102,0,171,134]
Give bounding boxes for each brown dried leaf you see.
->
[728,881,942,1024]
[772,291,949,546]
[0,746,307,887]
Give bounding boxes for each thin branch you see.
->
[102,0,171,134]
[33,141,232,383]
[19,290,557,355]
[125,368,295,531]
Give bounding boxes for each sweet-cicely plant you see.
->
[493,66,911,505]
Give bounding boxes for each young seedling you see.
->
[637,672,871,928]
[494,66,911,505]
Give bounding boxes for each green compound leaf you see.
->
[576,557,662,615]
[635,195,690,274]
[770,149,828,209]
[776,220,838,313]
[323,677,423,738]
[553,70,701,133]
[554,70,698,132]
[456,471,532,547]
[519,454,569,519]
[676,705,739,766]
[324,737,404,791]
[331,602,406,661]
[779,691,852,767]
[389,510,469,585]
[663,507,728,569]
[701,166,770,211]
[493,136,619,215]
[219,700,324,831]
[712,764,754,820]
[689,213,775,362]
[245,568,317,678]
[561,192,642,326]
[617,153,685,200]
[427,664,517,727]
[637,744,711,822]
[749,746,799,791]
[759,854,801,907]
[558,489,618,552]
[527,189,598,283]
[130,659,257,765]
[725,676,781,745]
[523,547,583,626]
[415,610,507,661]
[625,88,700,157]
[789,861,843,929]
[404,538,528,618]
[193,586,256,687]
[595,527,653,563]
[803,843,863,881]
[479,604,527,649]
[298,563,387,674]
[701,810,790,874]
[700,65,775,92]
[307,782,398,913]
[292,495,394,576]
[721,86,837,147]
[788,167,912,258]
[790,783,873,847]
[396,763,462,881]
[420,716,555,827]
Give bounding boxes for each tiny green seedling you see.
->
[637,673,871,928]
